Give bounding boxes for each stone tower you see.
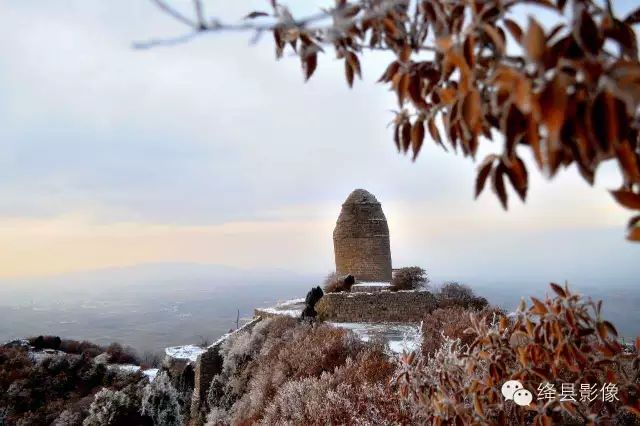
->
[333,189,392,282]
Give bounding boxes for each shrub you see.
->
[323,272,354,293]
[82,388,132,426]
[140,372,183,426]
[421,306,504,357]
[260,344,410,424]
[60,340,104,358]
[0,341,146,426]
[391,267,429,291]
[52,409,83,426]
[436,282,488,310]
[203,316,405,424]
[29,335,62,350]
[106,343,139,365]
[397,283,640,425]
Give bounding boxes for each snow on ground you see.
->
[107,364,160,381]
[257,298,305,318]
[352,282,392,287]
[165,344,206,362]
[259,307,303,317]
[143,368,159,381]
[108,364,141,374]
[29,349,67,363]
[330,322,422,354]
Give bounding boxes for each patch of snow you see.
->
[388,339,420,354]
[143,368,159,381]
[277,297,305,305]
[256,298,305,318]
[353,282,392,287]
[329,322,422,355]
[29,349,67,363]
[259,307,302,318]
[109,364,141,374]
[165,345,206,362]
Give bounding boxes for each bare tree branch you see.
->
[151,0,197,28]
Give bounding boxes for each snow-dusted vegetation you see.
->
[202,316,414,424]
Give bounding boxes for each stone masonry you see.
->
[333,189,392,282]
[315,291,437,323]
[190,317,262,423]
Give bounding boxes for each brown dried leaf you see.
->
[346,52,362,79]
[550,283,566,298]
[302,52,318,81]
[437,86,457,105]
[396,73,410,106]
[597,321,608,341]
[610,189,640,210]
[462,89,482,134]
[345,60,355,88]
[505,156,528,201]
[616,141,640,184]
[603,320,618,337]
[475,155,496,198]
[482,23,505,54]
[624,6,640,25]
[378,61,400,83]
[492,162,508,210]
[401,121,411,153]
[524,18,546,63]
[538,73,568,145]
[411,119,425,161]
[530,297,548,315]
[503,19,523,44]
[427,118,445,150]
[463,34,476,68]
[575,7,602,56]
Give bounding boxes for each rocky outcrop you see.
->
[301,286,324,319]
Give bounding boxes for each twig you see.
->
[151,0,197,28]
[135,0,408,50]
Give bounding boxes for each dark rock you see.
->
[302,286,324,319]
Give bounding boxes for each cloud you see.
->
[0,1,637,278]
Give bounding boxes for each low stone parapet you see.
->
[351,282,392,293]
[315,290,437,323]
[190,317,262,423]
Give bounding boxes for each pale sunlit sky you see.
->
[0,1,638,282]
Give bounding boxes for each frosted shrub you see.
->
[204,315,410,424]
[52,410,82,426]
[140,371,183,426]
[421,306,503,356]
[205,407,230,425]
[398,284,640,424]
[262,376,414,424]
[83,388,131,426]
[391,267,429,291]
[436,282,488,310]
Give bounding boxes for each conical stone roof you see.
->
[333,189,392,282]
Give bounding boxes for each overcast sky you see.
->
[0,1,638,283]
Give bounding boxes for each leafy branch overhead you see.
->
[145,0,640,241]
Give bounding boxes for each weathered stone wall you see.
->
[190,317,262,424]
[351,283,392,293]
[316,291,437,323]
[333,189,392,282]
